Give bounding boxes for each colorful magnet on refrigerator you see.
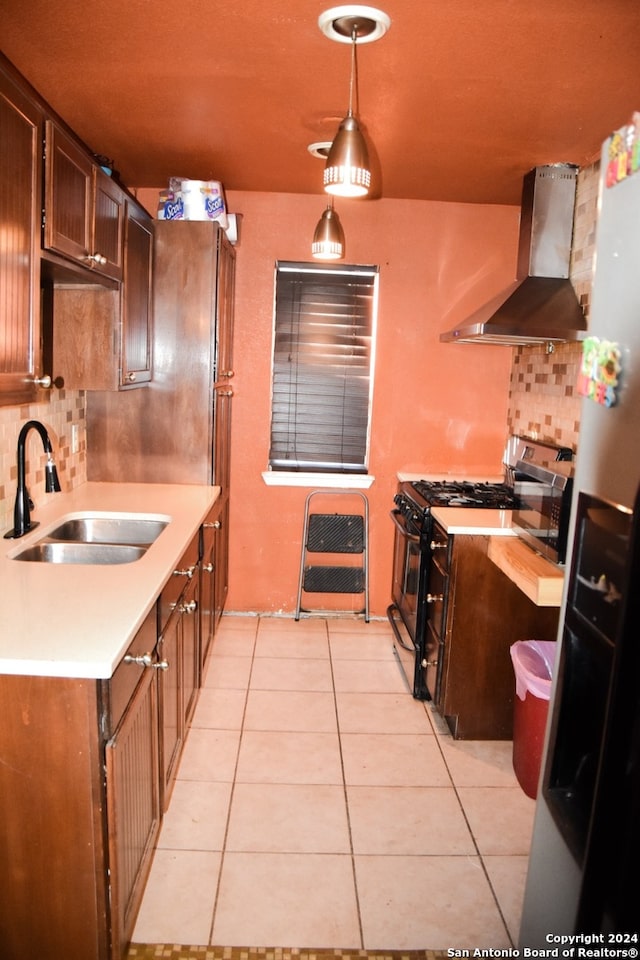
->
[577,337,621,407]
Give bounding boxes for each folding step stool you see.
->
[295,490,369,621]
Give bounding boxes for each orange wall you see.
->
[137,189,518,617]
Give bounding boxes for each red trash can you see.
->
[509,640,557,799]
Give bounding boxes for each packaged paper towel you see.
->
[158,178,228,227]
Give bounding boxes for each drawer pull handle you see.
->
[426,593,444,603]
[124,652,169,670]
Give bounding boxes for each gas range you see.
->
[394,478,518,532]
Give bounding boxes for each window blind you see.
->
[269,261,378,473]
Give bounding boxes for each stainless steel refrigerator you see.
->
[520,120,640,941]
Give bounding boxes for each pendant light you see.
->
[319,6,390,198]
[312,201,345,259]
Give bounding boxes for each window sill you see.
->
[261,471,374,489]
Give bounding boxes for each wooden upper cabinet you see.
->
[52,199,153,391]
[44,120,125,282]
[121,200,153,386]
[0,65,45,406]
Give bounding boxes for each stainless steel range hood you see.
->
[440,164,587,346]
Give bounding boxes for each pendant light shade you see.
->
[312,203,345,259]
[324,115,370,197]
[320,6,390,198]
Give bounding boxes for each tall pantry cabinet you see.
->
[86,220,235,643]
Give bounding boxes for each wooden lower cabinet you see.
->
[0,674,108,960]
[105,606,161,959]
[0,515,224,958]
[435,532,560,740]
[158,532,200,810]
[200,496,229,672]
[106,663,161,957]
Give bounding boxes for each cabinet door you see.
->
[212,230,235,492]
[106,665,161,958]
[44,121,93,262]
[121,200,153,386]
[200,506,220,671]
[0,67,44,405]
[181,573,200,728]
[44,121,126,282]
[159,606,183,810]
[93,168,125,281]
[214,497,230,627]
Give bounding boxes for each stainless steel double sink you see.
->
[12,515,169,565]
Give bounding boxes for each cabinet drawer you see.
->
[159,532,200,632]
[107,605,158,734]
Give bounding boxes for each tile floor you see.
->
[133,615,535,951]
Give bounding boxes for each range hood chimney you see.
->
[440,164,587,346]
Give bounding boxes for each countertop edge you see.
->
[487,535,564,607]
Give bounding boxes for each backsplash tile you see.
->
[507,160,600,452]
[0,392,87,535]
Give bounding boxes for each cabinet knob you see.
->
[421,658,439,668]
[220,370,235,378]
[173,565,195,578]
[426,593,444,603]
[216,387,234,397]
[29,374,53,389]
[123,652,170,670]
[125,371,137,382]
[86,252,107,265]
[203,562,214,573]
[124,652,153,668]
[430,541,447,550]
[181,600,198,614]
[203,520,221,529]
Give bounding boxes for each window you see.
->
[269,261,378,474]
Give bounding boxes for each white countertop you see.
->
[431,506,516,535]
[0,482,219,680]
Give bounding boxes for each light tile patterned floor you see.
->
[133,616,534,951]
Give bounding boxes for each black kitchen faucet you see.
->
[4,420,61,539]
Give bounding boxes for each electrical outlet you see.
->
[71,424,79,454]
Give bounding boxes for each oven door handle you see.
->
[389,509,421,543]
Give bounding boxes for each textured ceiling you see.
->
[2,0,640,205]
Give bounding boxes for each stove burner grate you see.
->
[411,479,518,510]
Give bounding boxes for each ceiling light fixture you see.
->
[312,201,345,260]
[319,5,390,198]
[307,141,333,160]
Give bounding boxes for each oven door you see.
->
[390,508,422,641]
